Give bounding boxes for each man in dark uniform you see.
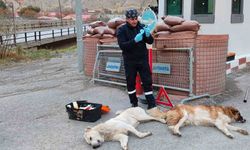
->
[117,8,156,109]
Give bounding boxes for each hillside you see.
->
[5,0,158,12]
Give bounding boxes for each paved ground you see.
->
[0,51,250,150]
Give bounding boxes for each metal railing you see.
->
[0,25,89,47]
[0,20,76,33]
[0,27,75,46]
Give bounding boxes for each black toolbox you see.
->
[65,101,102,122]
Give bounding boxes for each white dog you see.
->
[84,107,166,150]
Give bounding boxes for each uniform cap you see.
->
[125,9,138,19]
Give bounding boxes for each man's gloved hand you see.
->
[147,23,155,31]
[144,27,151,37]
[134,29,145,43]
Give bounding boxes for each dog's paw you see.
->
[173,132,182,137]
[160,118,167,124]
[122,145,128,150]
[226,134,234,139]
[168,126,174,130]
[139,131,152,138]
[144,131,152,137]
[238,129,249,135]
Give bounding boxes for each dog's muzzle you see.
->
[92,145,101,149]
[239,118,246,123]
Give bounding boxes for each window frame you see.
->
[191,0,215,24]
[165,0,183,17]
[231,0,244,23]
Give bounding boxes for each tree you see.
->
[0,6,13,59]
[19,5,40,18]
[0,0,7,9]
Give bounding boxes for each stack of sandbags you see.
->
[83,19,125,77]
[84,21,115,39]
[153,16,200,38]
[107,17,126,30]
[84,18,125,39]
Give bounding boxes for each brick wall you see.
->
[83,37,117,77]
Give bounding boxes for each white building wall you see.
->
[158,0,250,58]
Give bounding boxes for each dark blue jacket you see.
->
[117,22,154,62]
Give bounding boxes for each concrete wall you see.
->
[158,0,250,58]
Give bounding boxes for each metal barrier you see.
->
[152,47,194,96]
[0,20,76,32]
[0,24,89,47]
[0,27,76,46]
[92,45,126,86]
[92,45,194,96]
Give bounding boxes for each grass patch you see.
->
[0,45,76,66]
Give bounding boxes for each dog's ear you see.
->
[227,106,239,116]
[85,126,92,132]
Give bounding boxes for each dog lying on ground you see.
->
[84,107,166,150]
[147,104,248,138]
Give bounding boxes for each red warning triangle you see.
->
[156,87,173,107]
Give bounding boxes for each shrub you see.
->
[19,5,40,18]
[0,0,6,9]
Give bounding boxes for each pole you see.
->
[9,2,16,45]
[58,0,63,26]
[75,0,84,72]
[243,87,249,103]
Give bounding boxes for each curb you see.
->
[226,55,250,74]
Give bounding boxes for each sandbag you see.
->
[89,21,106,28]
[107,18,126,29]
[91,34,102,38]
[87,27,94,34]
[154,22,170,32]
[154,31,171,38]
[93,26,116,36]
[93,26,106,35]
[116,23,126,30]
[103,27,116,35]
[83,34,92,38]
[102,34,115,38]
[170,31,197,38]
[162,16,185,26]
[170,20,200,32]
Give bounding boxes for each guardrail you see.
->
[0,20,76,33]
[0,24,89,47]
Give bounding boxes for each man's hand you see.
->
[134,29,145,43]
[144,23,155,37]
[144,27,151,37]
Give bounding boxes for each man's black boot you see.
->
[145,94,156,109]
[129,92,138,107]
[147,104,156,109]
[131,103,138,107]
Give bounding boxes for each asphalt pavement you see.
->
[0,51,249,150]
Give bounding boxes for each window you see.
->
[191,0,215,23]
[231,0,244,23]
[194,0,214,14]
[165,0,183,16]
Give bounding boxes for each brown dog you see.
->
[147,105,248,138]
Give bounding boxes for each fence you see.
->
[93,45,126,86]
[152,48,194,96]
[0,27,75,46]
[0,20,76,33]
[0,25,89,47]
[93,45,194,96]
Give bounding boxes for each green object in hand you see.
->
[134,29,145,43]
[144,27,151,37]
